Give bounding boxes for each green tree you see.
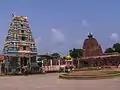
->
[51,53,60,58]
[113,43,120,53]
[69,48,83,58]
[104,47,114,53]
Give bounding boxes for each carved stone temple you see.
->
[83,33,103,57]
[73,33,120,68]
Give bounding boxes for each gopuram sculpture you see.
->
[3,14,38,74]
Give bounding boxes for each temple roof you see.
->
[12,14,28,21]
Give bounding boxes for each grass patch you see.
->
[62,73,98,77]
[106,71,120,74]
[59,73,120,80]
[74,67,102,71]
[59,70,120,80]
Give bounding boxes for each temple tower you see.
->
[3,14,38,74]
[82,33,103,57]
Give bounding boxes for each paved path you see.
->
[0,73,120,90]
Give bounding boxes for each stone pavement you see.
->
[0,73,120,90]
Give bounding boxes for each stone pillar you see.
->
[6,56,9,74]
[58,59,60,66]
[29,54,31,70]
[58,59,61,71]
[77,58,80,69]
[0,62,1,75]
[50,59,52,67]
[65,60,67,65]
[71,58,73,65]
[18,56,21,73]
[42,60,43,67]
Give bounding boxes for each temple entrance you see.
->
[20,57,28,67]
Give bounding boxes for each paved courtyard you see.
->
[0,73,120,90]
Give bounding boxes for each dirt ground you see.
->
[0,73,120,90]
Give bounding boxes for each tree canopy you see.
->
[69,48,83,58]
[51,53,61,58]
[104,42,120,53]
[113,43,120,53]
[104,48,114,53]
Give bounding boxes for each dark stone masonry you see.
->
[74,33,120,68]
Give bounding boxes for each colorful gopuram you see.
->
[3,14,38,74]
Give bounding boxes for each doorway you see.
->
[20,57,28,67]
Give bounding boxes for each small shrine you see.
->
[64,55,72,65]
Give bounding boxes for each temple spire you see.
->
[88,32,93,38]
